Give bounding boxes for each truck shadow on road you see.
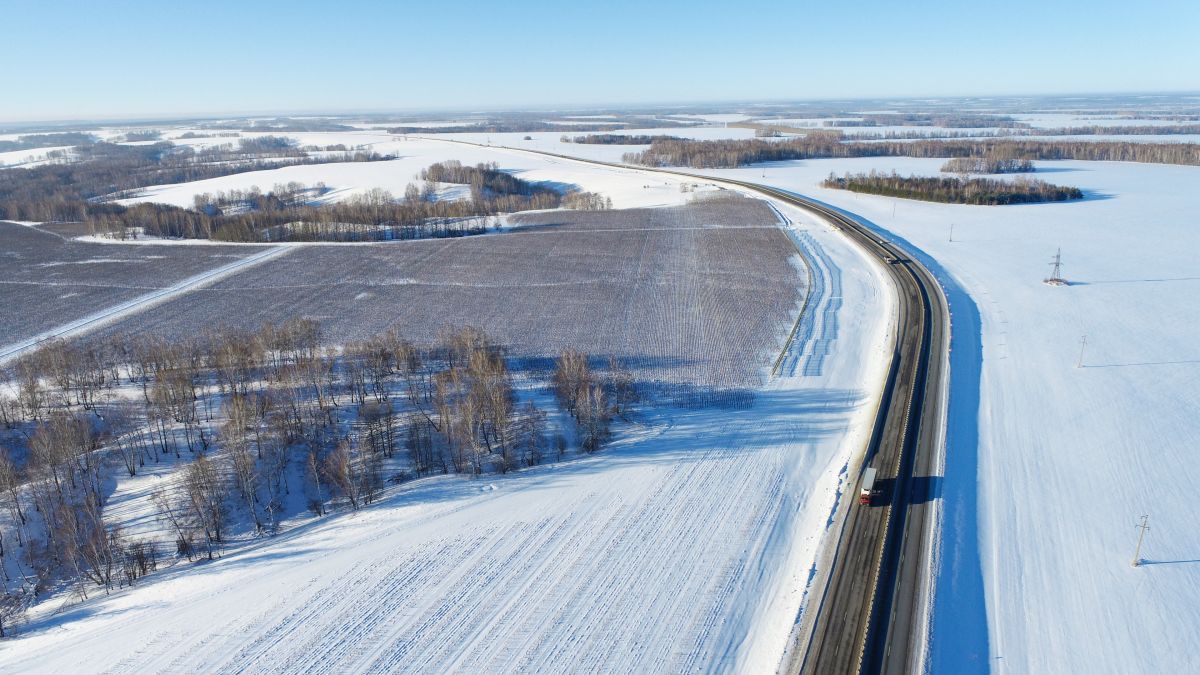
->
[873,476,942,505]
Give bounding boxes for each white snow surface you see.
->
[114,136,703,210]
[682,156,1200,674]
[0,145,73,167]
[11,120,1197,671]
[0,149,896,674]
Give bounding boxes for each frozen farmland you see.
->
[0,221,268,347]
[87,195,804,398]
[0,186,893,674]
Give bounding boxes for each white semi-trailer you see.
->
[859,467,878,506]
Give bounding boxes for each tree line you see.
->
[0,138,389,224]
[0,132,97,153]
[841,123,1200,141]
[389,121,626,134]
[0,321,638,633]
[88,161,609,242]
[623,135,1200,169]
[822,171,1083,205]
[562,134,684,145]
[197,118,359,133]
[822,113,1028,129]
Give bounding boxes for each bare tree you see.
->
[151,489,195,561]
[0,448,26,528]
[182,454,227,559]
[322,440,362,510]
[0,588,29,638]
[517,402,547,467]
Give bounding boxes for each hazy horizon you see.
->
[4,91,1200,128]
[3,0,1198,123]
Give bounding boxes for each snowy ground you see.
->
[677,157,1200,674]
[0,145,73,167]
[114,136,710,210]
[0,181,895,673]
[8,115,1199,672]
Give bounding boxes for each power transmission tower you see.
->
[1044,247,1067,285]
[1132,515,1150,567]
[1077,335,1087,368]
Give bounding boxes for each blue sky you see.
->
[2,0,1197,121]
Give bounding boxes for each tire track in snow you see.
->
[0,246,290,365]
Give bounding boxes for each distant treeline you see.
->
[1021,123,1200,136]
[386,117,692,135]
[822,171,1083,205]
[0,138,389,224]
[123,130,162,142]
[89,161,608,242]
[822,113,1028,129]
[623,135,1200,168]
[563,134,684,145]
[842,124,1200,141]
[198,118,359,133]
[0,132,97,152]
[389,122,624,134]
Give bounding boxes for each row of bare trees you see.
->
[0,321,640,633]
[822,171,1083,205]
[0,138,389,225]
[562,134,683,145]
[553,351,636,453]
[623,134,1200,169]
[87,162,609,243]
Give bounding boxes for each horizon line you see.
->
[4,90,1199,128]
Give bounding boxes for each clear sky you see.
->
[2,0,1198,122]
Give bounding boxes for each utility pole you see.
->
[1077,335,1087,368]
[949,222,955,242]
[892,202,897,218]
[1132,515,1150,567]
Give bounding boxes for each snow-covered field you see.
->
[1013,112,1200,129]
[0,145,73,167]
[678,156,1200,674]
[6,112,1200,672]
[115,136,706,210]
[0,175,895,673]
